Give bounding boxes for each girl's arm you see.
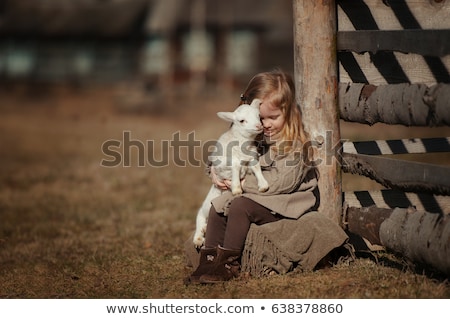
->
[243,151,310,195]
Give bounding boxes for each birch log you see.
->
[339,83,450,126]
[346,206,450,276]
[379,208,450,276]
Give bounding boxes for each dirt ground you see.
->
[0,83,449,298]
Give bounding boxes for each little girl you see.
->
[186,70,349,284]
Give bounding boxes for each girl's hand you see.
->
[210,166,231,190]
[210,166,246,190]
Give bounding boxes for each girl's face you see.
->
[259,99,285,141]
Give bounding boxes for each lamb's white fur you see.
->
[193,99,269,248]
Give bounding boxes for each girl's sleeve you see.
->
[243,152,307,195]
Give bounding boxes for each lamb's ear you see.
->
[251,98,262,108]
[217,111,235,122]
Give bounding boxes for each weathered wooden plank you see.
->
[345,206,393,245]
[337,1,450,85]
[339,52,450,85]
[338,0,450,31]
[338,83,450,126]
[338,30,450,57]
[343,137,450,155]
[344,190,450,214]
[342,153,450,195]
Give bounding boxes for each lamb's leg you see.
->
[250,162,269,192]
[231,162,243,195]
[193,185,221,248]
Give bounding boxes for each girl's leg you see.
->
[199,197,282,284]
[186,205,226,285]
[223,197,282,251]
[204,205,227,248]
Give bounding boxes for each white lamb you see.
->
[193,98,269,248]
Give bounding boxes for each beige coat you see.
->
[211,143,318,219]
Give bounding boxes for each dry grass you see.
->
[0,84,448,299]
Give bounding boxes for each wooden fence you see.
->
[295,0,450,276]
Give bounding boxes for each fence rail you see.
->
[338,82,450,126]
[338,29,450,57]
[342,153,450,196]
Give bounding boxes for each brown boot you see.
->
[199,246,241,284]
[184,247,217,285]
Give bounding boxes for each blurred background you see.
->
[0,0,293,96]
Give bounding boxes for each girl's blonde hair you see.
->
[240,69,308,153]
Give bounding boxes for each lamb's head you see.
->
[217,99,263,139]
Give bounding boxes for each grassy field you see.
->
[0,84,449,298]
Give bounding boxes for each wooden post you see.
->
[293,0,341,224]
